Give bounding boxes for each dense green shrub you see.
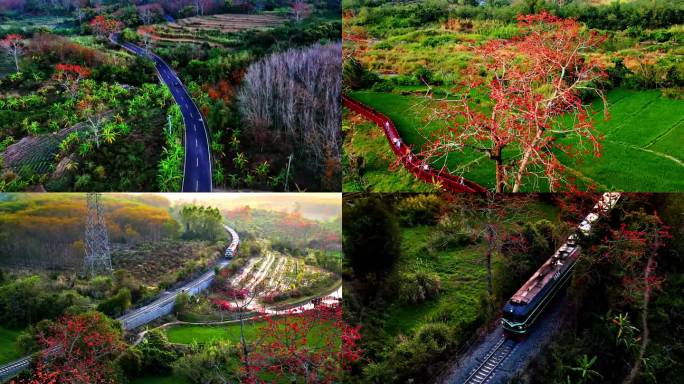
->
[384,322,456,382]
[343,195,401,277]
[395,194,444,226]
[344,57,379,89]
[172,341,239,384]
[396,271,441,304]
[96,288,132,317]
[117,347,144,376]
[135,329,180,375]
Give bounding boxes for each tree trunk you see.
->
[623,253,655,384]
[491,146,504,192]
[485,232,494,299]
[513,131,543,192]
[238,309,251,379]
[13,50,19,71]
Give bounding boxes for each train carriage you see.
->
[501,193,621,335]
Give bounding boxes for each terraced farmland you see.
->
[0,124,83,179]
[218,251,340,308]
[345,88,684,192]
[153,13,286,47]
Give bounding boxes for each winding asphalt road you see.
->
[117,38,212,192]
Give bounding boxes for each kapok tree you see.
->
[291,0,312,22]
[89,15,123,40]
[420,13,608,192]
[137,25,158,53]
[245,301,362,383]
[596,209,670,384]
[52,63,91,98]
[1,34,23,71]
[442,193,533,311]
[11,311,126,384]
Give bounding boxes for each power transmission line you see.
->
[84,193,112,277]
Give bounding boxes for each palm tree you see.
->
[101,125,117,144]
[569,354,602,384]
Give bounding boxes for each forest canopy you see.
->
[0,193,179,270]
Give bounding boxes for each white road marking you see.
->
[196,180,199,191]
[195,138,198,148]
[196,157,199,167]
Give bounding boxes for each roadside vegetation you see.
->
[342,0,684,192]
[1,0,342,191]
[0,192,350,383]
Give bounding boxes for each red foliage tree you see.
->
[1,34,24,71]
[291,0,312,22]
[52,63,91,98]
[89,15,123,40]
[591,208,670,384]
[137,25,158,53]
[420,13,608,192]
[244,301,361,383]
[11,312,126,384]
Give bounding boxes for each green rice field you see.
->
[165,321,262,345]
[344,88,684,192]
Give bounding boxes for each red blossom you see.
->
[418,13,608,192]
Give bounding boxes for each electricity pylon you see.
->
[84,193,112,277]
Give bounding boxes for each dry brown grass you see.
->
[159,13,285,34]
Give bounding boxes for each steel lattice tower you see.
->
[84,193,112,277]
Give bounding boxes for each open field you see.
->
[218,252,340,306]
[0,326,22,365]
[165,320,334,347]
[152,13,286,46]
[0,15,74,33]
[385,200,559,336]
[166,322,262,345]
[345,88,684,192]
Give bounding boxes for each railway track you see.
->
[0,225,238,382]
[464,337,517,384]
[343,95,486,193]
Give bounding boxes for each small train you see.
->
[224,225,240,259]
[501,193,621,335]
[118,224,240,330]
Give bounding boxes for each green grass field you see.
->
[165,319,335,347]
[344,88,684,192]
[385,200,559,336]
[0,15,75,33]
[166,322,261,345]
[0,326,23,365]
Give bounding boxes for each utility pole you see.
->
[284,153,293,192]
[84,193,113,277]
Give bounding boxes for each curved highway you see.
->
[343,95,486,193]
[116,38,212,192]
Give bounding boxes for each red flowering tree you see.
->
[52,63,91,98]
[244,301,361,383]
[291,0,311,22]
[1,33,23,71]
[137,25,158,53]
[89,15,123,40]
[443,193,533,311]
[420,13,608,192]
[596,209,670,384]
[11,312,126,384]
